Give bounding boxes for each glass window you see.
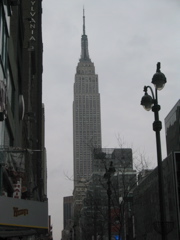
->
[0,121,5,146]
[7,63,15,114]
[0,6,3,55]
[4,122,13,147]
[3,0,10,35]
[0,2,10,72]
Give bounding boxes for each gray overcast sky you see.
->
[42,0,180,239]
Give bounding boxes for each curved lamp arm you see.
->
[141,85,155,111]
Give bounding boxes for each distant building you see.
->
[63,196,73,229]
[80,176,106,240]
[73,178,88,223]
[165,99,180,155]
[72,12,102,239]
[62,196,74,240]
[73,10,102,186]
[80,148,137,240]
[93,148,134,172]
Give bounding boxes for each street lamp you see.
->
[141,62,167,240]
[104,161,116,240]
[119,196,124,240]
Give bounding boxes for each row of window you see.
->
[76,76,97,81]
[77,69,95,75]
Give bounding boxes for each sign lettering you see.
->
[13,207,29,217]
[29,0,36,41]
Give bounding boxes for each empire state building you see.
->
[73,10,102,186]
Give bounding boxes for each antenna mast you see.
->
[83,7,85,35]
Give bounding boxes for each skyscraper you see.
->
[73,10,102,185]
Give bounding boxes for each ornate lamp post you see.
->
[104,161,116,240]
[141,62,167,240]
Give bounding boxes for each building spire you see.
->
[80,7,91,62]
[83,7,85,35]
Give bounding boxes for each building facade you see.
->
[62,196,74,240]
[133,152,180,240]
[63,196,73,229]
[73,10,102,186]
[165,99,180,155]
[21,0,46,202]
[0,0,48,239]
[80,148,136,240]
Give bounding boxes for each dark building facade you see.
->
[165,99,180,155]
[63,196,73,229]
[0,0,48,239]
[21,0,45,202]
[62,196,74,240]
[133,152,180,240]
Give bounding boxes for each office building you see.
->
[133,152,180,239]
[133,100,180,239]
[63,196,73,229]
[73,9,101,185]
[72,12,102,238]
[73,10,102,186]
[80,148,136,240]
[165,99,180,155]
[0,1,48,238]
[21,0,46,203]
